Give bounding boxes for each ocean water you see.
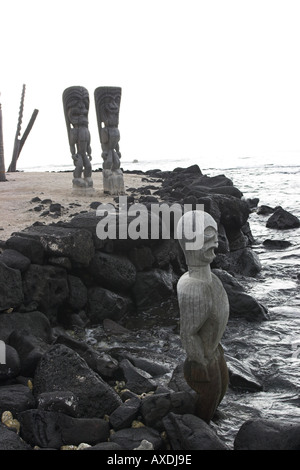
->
[19,154,300,448]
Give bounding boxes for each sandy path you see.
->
[0,171,159,241]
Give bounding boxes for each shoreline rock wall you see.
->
[0,165,267,329]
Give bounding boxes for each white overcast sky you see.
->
[1,0,300,170]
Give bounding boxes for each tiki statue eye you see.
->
[204,226,216,239]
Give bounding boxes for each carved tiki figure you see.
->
[176,210,229,422]
[94,86,125,195]
[62,86,93,189]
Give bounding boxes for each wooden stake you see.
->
[8,85,39,172]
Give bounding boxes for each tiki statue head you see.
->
[94,86,121,129]
[177,210,218,267]
[63,86,90,134]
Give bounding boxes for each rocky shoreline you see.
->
[0,164,299,451]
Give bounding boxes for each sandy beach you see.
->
[0,171,159,241]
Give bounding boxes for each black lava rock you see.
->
[0,261,23,312]
[0,384,36,417]
[33,344,122,418]
[87,287,133,324]
[5,235,45,264]
[162,412,228,450]
[234,418,300,450]
[19,409,110,448]
[266,207,300,229]
[140,391,196,431]
[213,269,269,321]
[0,423,32,450]
[109,426,163,450]
[0,249,31,272]
[263,239,292,249]
[109,397,141,430]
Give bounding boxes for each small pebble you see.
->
[1,411,20,434]
[77,443,91,450]
[131,420,145,428]
[134,439,154,450]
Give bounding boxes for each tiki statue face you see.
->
[177,210,218,267]
[94,87,121,128]
[63,86,90,129]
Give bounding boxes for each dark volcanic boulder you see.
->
[7,330,51,377]
[209,185,243,198]
[196,173,233,188]
[217,195,250,231]
[69,209,157,252]
[19,409,110,448]
[266,207,300,229]
[0,423,32,450]
[33,344,122,418]
[0,249,31,272]
[87,286,133,324]
[0,261,23,312]
[183,195,221,225]
[257,204,275,215]
[67,274,88,311]
[190,184,243,198]
[22,264,69,322]
[49,203,62,214]
[216,223,230,254]
[226,355,263,391]
[162,412,228,450]
[109,426,163,450]
[151,238,186,273]
[0,344,21,381]
[213,269,269,321]
[177,164,202,175]
[109,397,141,431]
[48,256,72,271]
[67,212,107,250]
[89,252,136,291]
[54,333,119,379]
[167,363,195,394]
[15,225,95,266]
[246,197,259,210]
[140,391,196,431]
[263,239,292,249]
[5,235,45,264]
[118,358,157,395]
[128,246,155,271]
[119,353,169,377]
[225,228,249,251]
[132,269,174,311]
[234,418,300,450]
[212,247,262,277]
[0,311,52,343]
[0,384,36,417]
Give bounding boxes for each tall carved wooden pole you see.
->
[8,84,39,172]
[62,86,94,194]
[94,86,125,195]
[0,96,6,182]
